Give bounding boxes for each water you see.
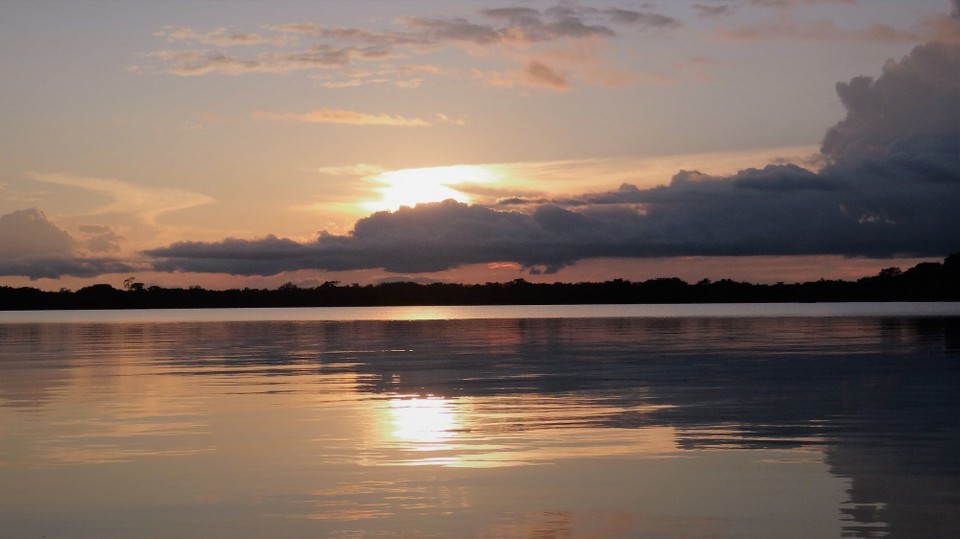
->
[2,301,959,323]
[1,304,958,538]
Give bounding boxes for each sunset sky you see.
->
[1,0,957,290]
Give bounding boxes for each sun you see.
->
[361,165,495,212]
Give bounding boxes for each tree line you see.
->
[1,254,958,310]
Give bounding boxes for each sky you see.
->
[0,0,958,290]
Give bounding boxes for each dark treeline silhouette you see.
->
[2,253,958,310]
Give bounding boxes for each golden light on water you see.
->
[362,165,496,212]
[388,396,460,448]
[375,393,680,468]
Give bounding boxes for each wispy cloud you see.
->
[30,173,215,225]
[748,0,856,8]
[311,63,447,89]
[267,22,431,46]
[144,49,269,76]
[314,163,386,177]
[693,4,738,18]
[140,2,682,90]
[602,8,682,29]
[253,109,434,127]
[435,113,467,126]
[155,26,288,47]
[523,60,569,90]
[316,78,369,88]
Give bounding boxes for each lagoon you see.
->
[1,304,958,538]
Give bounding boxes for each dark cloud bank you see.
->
[145,18,960,277]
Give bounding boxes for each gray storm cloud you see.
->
[144,16,960,277]
[821,36,960,163]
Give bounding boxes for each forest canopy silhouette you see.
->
[2,254,957,310]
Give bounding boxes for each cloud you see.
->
[821,35,960,163]
[253,109,434,127]
[155,26,287,47]
[0,182,43,205]
[31,173,215,225]
[0,209,137,279]
[145,146,958,275]
[268,23,422,44]
[476,6,617,42]
[475,51,609,91]
[748,0,856,7]
[398,16,505,45]
[311,63,447,89]
[146,15,960,276]
[145,44,379,76]
[693,4,737,18]
[145,49,269,76]
[141,2,681,88]
[146,202,560,275]
[523,60,569,89]
[0,258,138,280]
[435,113,467,126]
[0,208,75,259]
[602,8,682,29]
[316,78,369,88]
[78,224,125,254]
[314,164,386,177]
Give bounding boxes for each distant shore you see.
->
[2,254,957,311]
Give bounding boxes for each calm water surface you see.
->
[1,304,958,538]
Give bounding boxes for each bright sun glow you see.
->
[362,165,495,212]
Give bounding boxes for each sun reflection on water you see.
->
[374,393,681,468]
[387,395,460,449]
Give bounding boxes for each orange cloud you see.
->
[253,109,433,127]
